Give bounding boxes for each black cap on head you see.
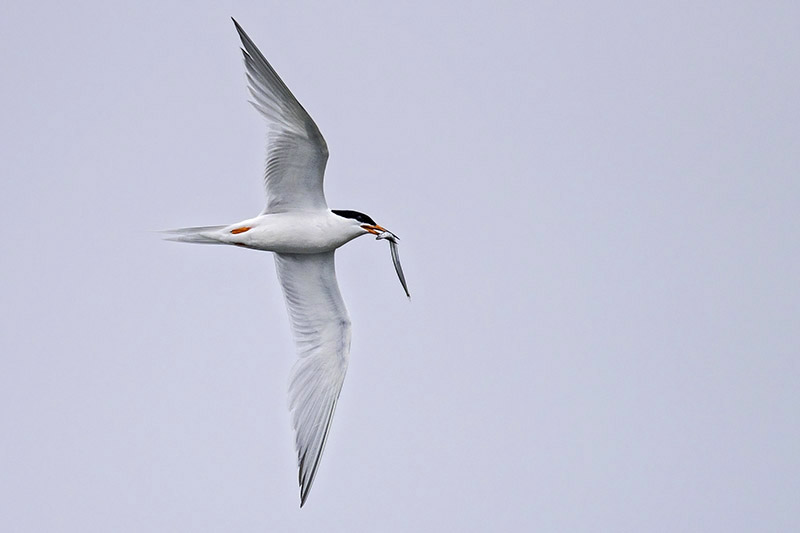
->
[332,210,376,226]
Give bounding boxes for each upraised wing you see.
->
[274,252,350,507]
[233,19,329,213]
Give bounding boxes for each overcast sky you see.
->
[1,1,798,531]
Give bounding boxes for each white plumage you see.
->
[165,18,409,507]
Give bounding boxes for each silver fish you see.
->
[388,239,409,298]
[373,229,408,297]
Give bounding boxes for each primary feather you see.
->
[233,18,329,214]
[274,252,351,507]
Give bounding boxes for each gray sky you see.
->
[1,1,798,531]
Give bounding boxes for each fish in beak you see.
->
[361,225,409,298]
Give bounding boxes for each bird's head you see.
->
[331,209,409,298]
[332,209,390,237]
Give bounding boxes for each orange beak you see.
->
[361,224,387,235]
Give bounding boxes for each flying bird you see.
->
[165,18,409,507]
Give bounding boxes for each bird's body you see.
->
[170,211,366,253]
[165,19,409,507]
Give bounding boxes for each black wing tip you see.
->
[299,488,309,508]
[298,452,311,507]
[231,18,249,42]
[297,442,328,509]
[299,476,311,508]
[231,17,251,42]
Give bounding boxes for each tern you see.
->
[164,19,409,507]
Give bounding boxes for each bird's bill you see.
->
[361,224,387,235]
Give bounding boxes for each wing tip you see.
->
[231,17,254,48]
[297,450,312,507]
[297,449,319,508]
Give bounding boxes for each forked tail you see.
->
[161,225,227,244]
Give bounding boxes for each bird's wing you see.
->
[233,19,329,213]
[274,251,351,507]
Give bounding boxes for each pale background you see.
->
[1,1,798,531]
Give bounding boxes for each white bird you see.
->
[165,18,409,507]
